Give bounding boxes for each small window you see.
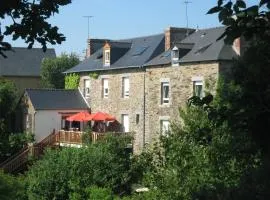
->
[160,120,170,135]
[122,77,130,98]
[84,79,90,98]
[104,50,110,66]
[136,114,140,124]
[102,78,109,98]
[193,80,203,98]
[121,114,129,132]
[161,82,170,104]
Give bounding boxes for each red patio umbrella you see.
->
[66,111,92,122]
[86,112,116,121]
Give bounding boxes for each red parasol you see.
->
[66,111,92,122]
[86,112,116,121]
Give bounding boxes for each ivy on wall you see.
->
[89,72,99,79]
[65,73,80,89]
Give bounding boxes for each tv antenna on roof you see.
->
[83,16,94,40]
[184,1,192,35]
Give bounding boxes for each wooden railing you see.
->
[0,130,134,173]
[56,130,83,145]
[0,131,57,173]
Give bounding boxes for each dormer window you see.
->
[103,42,111,67]
[104,49,110,66]
[171,46,179,66]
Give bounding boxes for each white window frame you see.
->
[104,50,110,66]
[160,120,170,135]
[161,81,170,105]
[122,77,130,98]
[84,79,90,98]
[121,114,129,132]
[193,80,203,98]
[102,78,109,98]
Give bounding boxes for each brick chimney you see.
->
[86,39,108,58]
[164,27,195,51]
[233,37,248,56]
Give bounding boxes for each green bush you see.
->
[26,136,133,199]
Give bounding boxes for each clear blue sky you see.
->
[2,0,258,59]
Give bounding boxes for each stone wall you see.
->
[78,61,232,152]
[145,62,222,144]
[79,68,146,152]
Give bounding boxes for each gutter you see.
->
[64,65,141,74]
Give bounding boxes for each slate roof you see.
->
[25,89,89,110]
[0,47,56,76]
[145,26,237,66]
[64,34,165,73]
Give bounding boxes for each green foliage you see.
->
[65,73,80,89]
[0,132,34,162]
[0,170,25,200]
[0,78,17,120]
[89,72,100,79]
[0,0,71,57]
[26,136,133,199]
[41,53,80,89]
[84,186,114,200]
[208,0,270,43]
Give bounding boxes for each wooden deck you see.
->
[56,130,133,146]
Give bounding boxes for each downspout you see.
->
[33,111,37,141]
[140,65,146,148]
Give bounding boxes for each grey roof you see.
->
[25,89,89,110]
[0,47,56,76]
[179,26,236,63]
[65,34,165,73]
[145,26,237,66]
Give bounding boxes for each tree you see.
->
[41,53,80,89]
[207,0,270,43]
[26,136,133,199]
[0,0,71,58]
[0,79,17,121]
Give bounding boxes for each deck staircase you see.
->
[0,130,59,174]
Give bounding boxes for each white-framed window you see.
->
[83,79,90,98]
[122,77,130,98]
[161,82,170,104]
[193,80,203,98]
[121,114,129,132]
[160,120,170,135]
[102,78,109,98]
[104,50,110,66]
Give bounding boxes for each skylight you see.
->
[161,51,171,58]
[195,44,212,55]
[132,46,148,56]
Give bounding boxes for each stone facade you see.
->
[145,62,225,144]
[78,61,232,152]
[79,68,146,152]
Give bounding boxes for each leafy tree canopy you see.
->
[208,0,270,43]
[0,0,72,58]
[41,53,80,89]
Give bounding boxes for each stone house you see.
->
[143,26,239,144]
[65,26,240,152]
[0,47,56,94]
